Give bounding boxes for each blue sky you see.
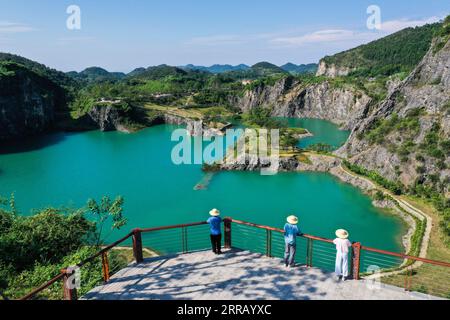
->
[0,0,448,72]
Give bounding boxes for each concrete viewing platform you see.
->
[84,249,440,300]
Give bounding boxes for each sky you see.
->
[0,0,449,72]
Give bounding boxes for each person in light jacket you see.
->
[207,208,222,254]
[333,229,352,281]
[284,215,302,267]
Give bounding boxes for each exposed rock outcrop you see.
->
[88,105,130,133]
[316,60,353,78]
[162,114,225,137]
[337,38,450,191]
[235,77,372,130]
[0,63,67,140]
[220,153,341,173]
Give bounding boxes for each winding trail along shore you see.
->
[336,164,433,279]
[338,165,431,256]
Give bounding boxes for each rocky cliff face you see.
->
[337,38,450,193]
[88,105,130,132]
[235,77,372,130]
[316,61,352,78]
[0,63,66,140]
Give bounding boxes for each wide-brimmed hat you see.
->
[209,208,220,216]
[286,215,299,225]
[335,229,349,239]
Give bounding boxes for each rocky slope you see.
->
[86,104,226,137]
[316,61,352,77]
[337,37,450,193]
[235,76,372,130]
[87,105,130,132]
[0,62,68,140]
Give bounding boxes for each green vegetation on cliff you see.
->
[433,15,450,53]
[322,23,441,77]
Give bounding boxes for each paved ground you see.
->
[84,249,440,300]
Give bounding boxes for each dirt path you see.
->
[337,165,433,279]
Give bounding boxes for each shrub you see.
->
[343,161,404,195]
[0,208,94,272]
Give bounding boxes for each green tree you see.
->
[87,196,127,246]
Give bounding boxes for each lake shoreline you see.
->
[218,152,422,255]
[0,122,407,254]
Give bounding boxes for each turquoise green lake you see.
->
[280,117,351,149]
[0,121,405,253]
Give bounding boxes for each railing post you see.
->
[352,242,361,280]
[224,218,232,249]
[132,229,144,264]
[306,238,313,267]
[404,266,412,291]
[62,269,78,301]
[182,227,188,253]
[266,230,272,257]
[101,252,110,283]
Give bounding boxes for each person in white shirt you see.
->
[333,229,352,281]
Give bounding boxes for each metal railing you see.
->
[19,218,450,300]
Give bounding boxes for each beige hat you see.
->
[335,229,349,239]
[209,208,220,216]
[286,215,299,225]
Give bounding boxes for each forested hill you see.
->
[1,19,447,142]
[67,67,126,83]
[0,53,77,89]
[317,22,442,77]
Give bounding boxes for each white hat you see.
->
[286,215,299,225]
[335,229,349,239]
[209,208,220,216]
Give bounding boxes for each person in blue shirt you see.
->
[207,208,222,254]
[284,215,302,267]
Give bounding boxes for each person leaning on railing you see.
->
[284,215,303,267]
[207,208,223,255]
[333,229,352,281]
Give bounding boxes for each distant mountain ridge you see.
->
[181,62,318,75]
[181,64,250,74]
[280,63,318,74]
[64,62,317,81]
[67,67,126,83]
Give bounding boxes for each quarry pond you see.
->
[0,119,405,252]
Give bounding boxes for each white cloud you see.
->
[184,15,444,52]
[269,15,444,48]
[0,22,34,33]
[379,16,442,33]
[271,29,371,46]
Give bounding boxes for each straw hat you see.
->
[209,208,220,216]
[286,215,299,225]
[335,229,349,239]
